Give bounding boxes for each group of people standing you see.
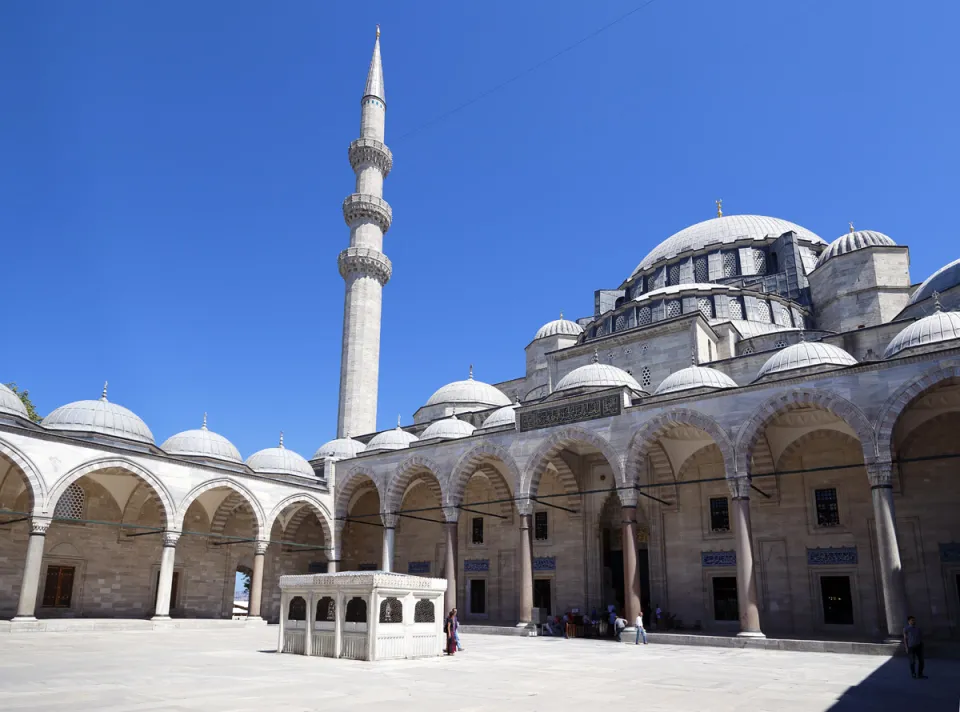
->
[443,608,463,655]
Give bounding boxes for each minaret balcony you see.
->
[348,138,393,176]
[342,193,392,233]
[338,247,393,286]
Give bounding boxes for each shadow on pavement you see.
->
[828,654,959,712]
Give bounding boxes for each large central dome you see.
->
[630,215,825,278]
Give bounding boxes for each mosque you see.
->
[2,29,960,643]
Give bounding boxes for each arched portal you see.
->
[0,450,42,617]
[336,470,382,572]
[386,457,444,586]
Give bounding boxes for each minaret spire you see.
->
[336,28,394,439]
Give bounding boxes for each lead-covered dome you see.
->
[630,214,824,278]
[365,422,419,452]
[43,385,154,444]
[655,365,738,396]
[248,435,315,479]
[535,314,584,340]
[312,436,365,461]
[481,402,519,429]
[884,304,960,359]
[555,355,642,392]
[816,229,896,268]
[0,383,29,419]
[420,415,476,440]
[161,415,242,463]
[908,257,960,306]
[424,368,511,409]
[756,341,857,380]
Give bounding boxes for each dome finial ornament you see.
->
[716,199,723,218]
[593,348,599,364]
[933,290,942,312]
[279,431,284,448]
[559,310,564,320]
[468,364,474,380]
[849,221,855,233]
[376,24,380,39]
[799,328,806,342]
[691,349,697,366]
[397,414,402,428]
[202,412,208,430]
[101,381,108,401]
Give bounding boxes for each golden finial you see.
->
[101,381,108,401]
[716,199,723,218]
[279,431,284,448]
[202,412,208,430]
[468,364,474,380]
[849,221,855,233]
[376,24,380,39]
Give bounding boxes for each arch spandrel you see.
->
[175,477,266,540]
[519,425,623,501]
[335,465,384,522]
[385,454,445,514]
[0,435,46,511]
[447,441,519,517]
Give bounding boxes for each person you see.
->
[903,616,925,679]
[654,605,662,631]
[614,614,627,642]
[452,607,464,651]
[635,610,648,645]
[444,609,458,655]
[562,611,570,639]
[608,607,618,638]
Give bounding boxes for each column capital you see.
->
[515,497,533,517]
[727,475,751,499]
[381,512,399,529]
[30,517,51,535]
[441,506,460,524]
[867,461,894,488]
[162,531,181,548]
[618,488,639,508]
[620,503,638,524]
[254,540,270,556]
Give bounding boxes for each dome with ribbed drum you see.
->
[313,436,365,461]
[756,340,857,380]
[365,419,420,452]
[0,383,29,419]
[629,214,824,278]
[535,313,584,340]
[43,383,154,444]
[248,434,316,478]
[420,414,476,440]
[816,228,896,268]
[424,367,511,409]
[481,401,519,429]
[908,257,960,306]
[655,364,738,396]
[555,352,643,392]
[161,414,242,463]
[884,296,960,359]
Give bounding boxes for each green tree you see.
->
[5,383,42,423]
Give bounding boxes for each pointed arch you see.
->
[875,363,960,463]
[0,435,45,511]
[266,493,334,546]
[734,388,877,476]
[776,429,865,471]
[175,477,265,540]
[447,442,519,517]
[46,457,174,529]
[519,425,622,500]
[335,465,384,522]
[385,455,445,514]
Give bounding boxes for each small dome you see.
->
[424,367,511,409]
[161,415,242,464]
[655,365,738,396]
[0,383,29,419]
[43,384,154,444]
[535,313,584,340]
[884,305,960,359]
[365,422,419,452]
[420,415,476,440]
[908,257,960,306]
[816,229,896,267]
[757,341,857,380]
[481,402,519,429]
[312,436,365,461]
[555,355,642,392]
[248,436,315,478]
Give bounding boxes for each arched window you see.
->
[316,596,335,622]
[379,597,403,623]
[414,599,435,623]
[345,597,367,623]
[288,596,306,621]
[54,484,85,522]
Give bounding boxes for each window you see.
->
[820,576,854,625]
[709,497,730,533]
[469,579,486,615]
[42,566,75,608]
[694,256,709,282]
[288,596,306,621]
[697,297,713,319]
[666,300,682,318]
[753,249,767,275]
[768,252,779,274]
[345,597,367,623]
[712,577,738,621]
[533,579,552,614]
[637,306,652,326]
[641,366,652,388]
[414,599,435,623]
[815,488,840,527]
[472,517,484,545]
[317,597,335,622]
[669,264,680,286]
[358,563,377,571]
[54,484,84,522]
[534,511,548,541]
[722,251,738,277]
[728,297,743,320]
[379,597,403,623]
[614,315,627,332]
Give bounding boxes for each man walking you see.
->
[635,610,648,645]
[903,616,926,679]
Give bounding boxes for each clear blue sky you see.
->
[1,1,957,458]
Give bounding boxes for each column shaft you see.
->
[152,535,179,620]
[381,527,395,572]
[732,496,763,637]
[444,522,457,614]
[621,506,642,622]
[872,483,907,639]
[247,548,266,620]
[14,525,48,620]
[518,514,534,625]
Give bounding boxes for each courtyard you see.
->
[1,627,958,711]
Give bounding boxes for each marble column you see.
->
[152,532,180,620]
[14,518,50,621]
[381,514,397,572]
[443,508,458,615]
[730,476,764,637]
[518,511,534,627]
[304,593,314,657]
[247,540,269,620]
[621,502,643,623]
[868,462,908,640]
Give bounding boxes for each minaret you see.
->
[337,26,393,438]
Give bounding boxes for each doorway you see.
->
[533,578,552,616]
[712,576,738,621]
[820,576,854,625]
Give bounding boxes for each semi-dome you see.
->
[247,435,315,478]
[534,313,584,340]
[816,229,896,267]
[161,415,242,463]
[424,368,511,409]
[630,214,824,278]
[555,354,642,392]
[420,415,476,440]
[365,420,419,451]
[0,383,29,419]
[756,340,857,380]
[884,303,960,359]
[481,402,519,429]
[43,384,154,444]
[654,364,738,396]
[312,436,365,461]
[908,257,960,306]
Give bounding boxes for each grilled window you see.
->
[472,517,484,545]
[697,297,714,319]
[729,297,743,320]
[288,596,306,621]
[722,251,738,277]
[666,300,682,318]
[815,488,840,527]
[534,511,548,541]
[709,497,730,533]
[54,484,84,522]
[669,264,680,286]
[694,256,709,282]
[637,306,652,325]
[614,315,627,332]
[641,366,652,388]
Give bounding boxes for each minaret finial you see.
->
[101,381,108,401]
[593,348,599,363]
[716,199,723,218]
[468,364,474,380]
[691,349,697,366]
[397,414,402,429]
[849,221,855,233]
[560,310,564,320]
[376,24,380,39]
[202,412,208,430]
[933,290,942,312]
[279,431,284,448]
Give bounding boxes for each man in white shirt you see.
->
[635,611,648,645]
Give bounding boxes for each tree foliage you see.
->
[5,383,41,423]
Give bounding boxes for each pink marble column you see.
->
[730,476,763,637]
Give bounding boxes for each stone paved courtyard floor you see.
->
[2,626,959,711]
